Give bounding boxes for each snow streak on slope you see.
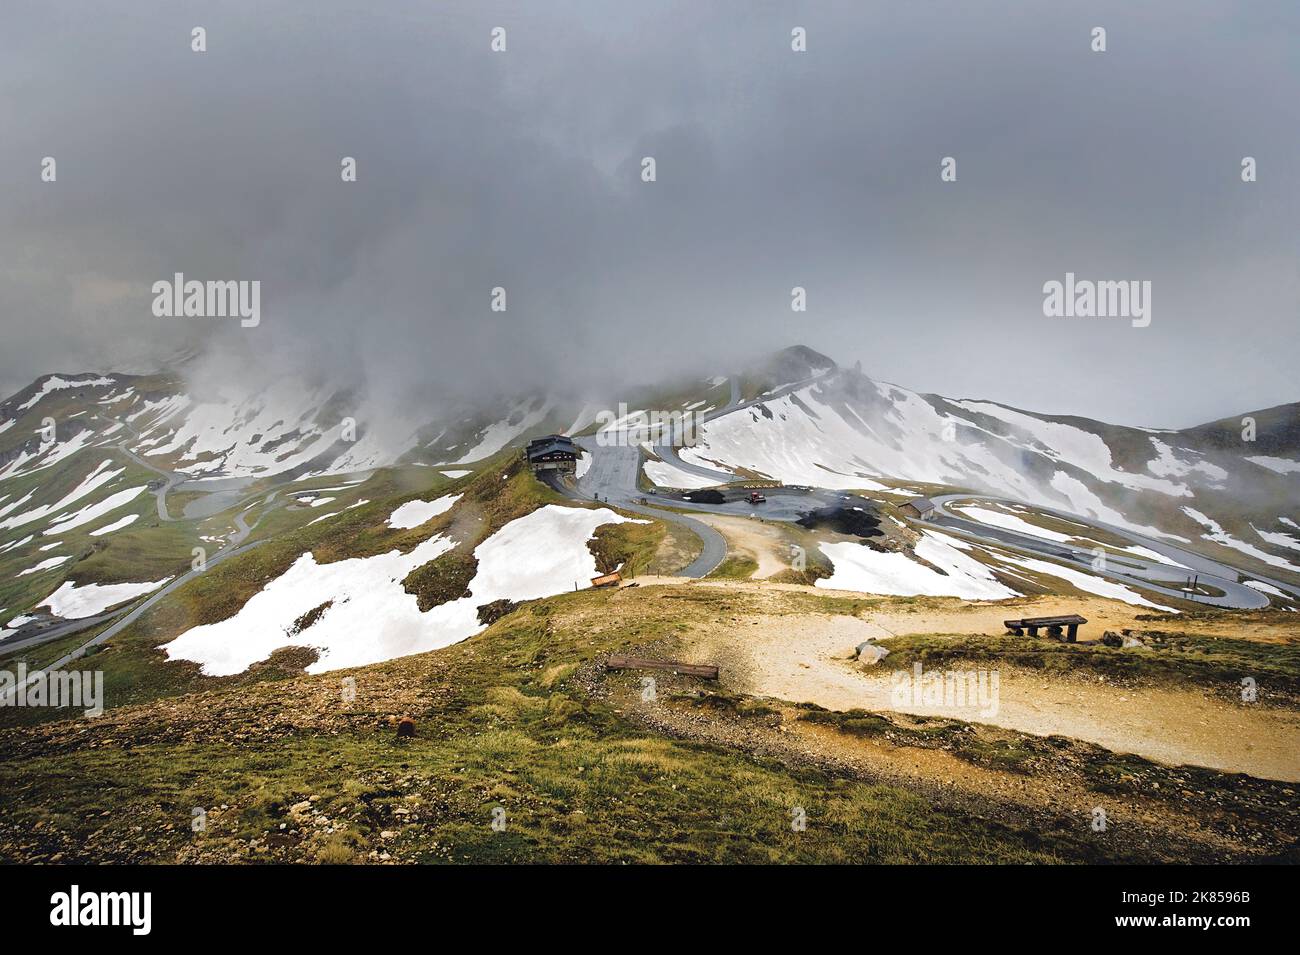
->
[681,390,895,491]
[0,459,124,533]
[15,375,116,412]
[994,552,1176,611]
[683,383,1037,495]
[17,556,70,576]
[87,378,435,482]
[0,427,97,481]
[1146,438,1228,483]
[444,398,553,465]
[1182,507,1300,572]
[139,381,342,479]
[1253,524,1300,552]
[1246,456,1300,475]
[952,504,1076,544]
[44,486,146,536]
[1044,473,1183,540]
[89,513,140,536]
[816,527,1176,610]
[0,613,37,640]
[0,535,34,555]
[1245,580,1289,599]
[954,401,1195,496]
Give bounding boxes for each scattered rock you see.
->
[477,598,518,626]
[854,640,890,665]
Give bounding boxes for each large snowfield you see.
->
[161,504,640,676]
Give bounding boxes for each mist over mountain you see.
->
[2,1,1298,427]
[2,342,1296,592]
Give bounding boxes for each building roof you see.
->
[906,497,935,513]
[527,434,575,450]
[526,435,578,460]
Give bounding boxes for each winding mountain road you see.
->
[5,412,330,670]
[3,411,290,696]
[0,495,280,704]
[588,371,1296,609]
[565,441,727,577]
[926,494,1283,610]
[566,371,862,577]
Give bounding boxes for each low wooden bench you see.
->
[1004,614,1087,642]
[606,655,719,679]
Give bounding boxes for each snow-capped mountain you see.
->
[679,350,1299,579]
[0,373,565,485]
[1,346,1296,582]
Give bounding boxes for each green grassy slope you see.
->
[0,586,1162,865]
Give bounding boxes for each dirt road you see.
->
[672,590,1300,781]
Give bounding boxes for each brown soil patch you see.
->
[692,514,793,579]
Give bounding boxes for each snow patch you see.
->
[817,530,1017,600]
[994,552,1176,611]
[447,398,553,465]
[43,486,146,536]
[643,459,717,490]
[39,578,171,619]
[17,375,116,412]
[1182,507,1300,572]
[89,514,140,536]
[1246,456,1300,476]
[386,494,461,530]
[952,504,1076,543]
[17,555,70,577]
[0,459,125,533]
[1245,580,1288,599]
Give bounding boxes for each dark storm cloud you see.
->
[1,0,1296,426]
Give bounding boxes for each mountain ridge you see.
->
[1,346,1296,586]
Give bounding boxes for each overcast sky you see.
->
[1,1,1296,428]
